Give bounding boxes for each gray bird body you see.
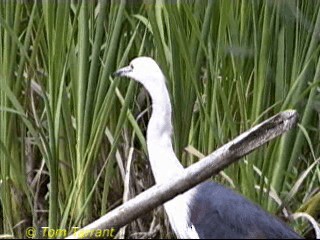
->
[189,181,301,239]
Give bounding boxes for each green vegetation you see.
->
[0,0,319,238]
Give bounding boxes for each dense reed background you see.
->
[0,0,319,238]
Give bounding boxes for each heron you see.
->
[113,56,301,239]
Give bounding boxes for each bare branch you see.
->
[66,110,299,239]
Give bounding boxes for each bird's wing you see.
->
[187,181,301,239]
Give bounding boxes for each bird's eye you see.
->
[130,64,134,70]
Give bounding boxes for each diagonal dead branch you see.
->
[66,109,299,239]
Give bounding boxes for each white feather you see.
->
[118,56,199,238]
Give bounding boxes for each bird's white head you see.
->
[113,56,166,93]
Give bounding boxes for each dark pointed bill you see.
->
[112,66,132,77]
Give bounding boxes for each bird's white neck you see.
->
[144,79,184,184]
